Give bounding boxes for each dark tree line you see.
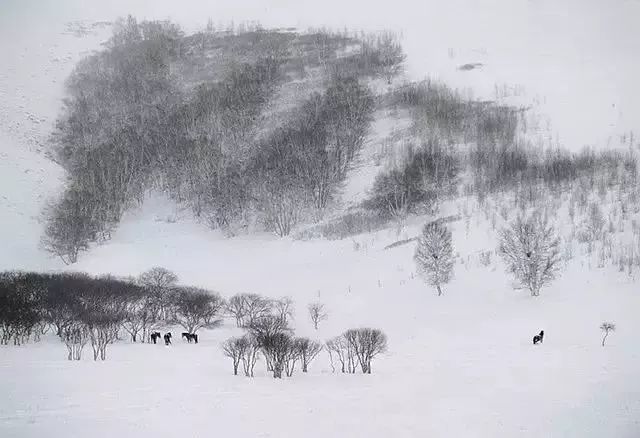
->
[0,268,224,360]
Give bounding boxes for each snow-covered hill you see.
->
[1,1,639,437]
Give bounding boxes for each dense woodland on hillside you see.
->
[42,16,640,267]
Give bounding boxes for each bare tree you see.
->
[296,337,323,372]
[240,334,261,377]
[344,328,388,374]
[226,294,248,327]
[308,302,328,330]
[222,337,247,375]
[600,322,616,346]
[414,221,455,296]
[326,334,357,373]
[62,323,89,360]
[262,332,294,378]
[173,287,225,335]
[138,267,178,322]
[242,294,274,327]
[375,31,405,84]
[499,213,562,296]
[274,297,295,325]
[248,315,291,378]
[121,304,144,343]
[284,338,302,377]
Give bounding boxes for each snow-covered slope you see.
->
[1,1,639,437]
[1,194,639,437]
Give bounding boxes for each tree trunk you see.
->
[602,332,608,346]
[436,284,442,296]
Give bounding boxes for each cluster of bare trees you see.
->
[0,267,225,360]
[43,19,401,262]
[326,328,388,374]
[367,140,459,219]
[43,17,184,264]
[411,210,563,298]
[222,294,336,378]
[222,311,324,378]
[251,76,374,235]
[225,294,293,328]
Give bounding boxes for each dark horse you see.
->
[533,330,544,345]
[182,332,198,344]
[150,332,161,344]
[164,332,172,346]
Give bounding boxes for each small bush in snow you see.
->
[600,322,616,346]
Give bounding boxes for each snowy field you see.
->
[1,199,640,437]
[1,0,640,437]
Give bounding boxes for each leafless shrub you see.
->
[308,302,328,329]
[600,322,616,346]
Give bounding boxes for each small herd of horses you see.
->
[149,331,198,345]
[148,330,545,346]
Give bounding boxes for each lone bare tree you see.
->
[600,322,616,346]
[499,213,561,296]
[308,302,328,330]
[414,221,455,296]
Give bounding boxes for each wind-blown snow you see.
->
[1,0,639,437]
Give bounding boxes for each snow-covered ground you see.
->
[1,199,639,437]
[1,0,640,437]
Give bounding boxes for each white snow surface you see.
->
[1,1,640,437]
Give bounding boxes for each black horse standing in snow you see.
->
[533,330,544,345]
[182,332,198,343]
[164,332,172,346]
[150,332,161,344]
